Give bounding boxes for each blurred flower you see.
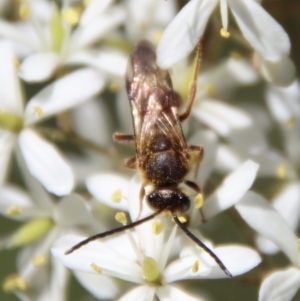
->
[157,0,295,86]
[0,40,104,195]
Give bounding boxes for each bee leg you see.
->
[124,156,137,169]
[113,133,135,144]
[135,185,145,221]
[179,38,203,122]
[189,145,204,178]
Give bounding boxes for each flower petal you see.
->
[53,194,91,227]
[86,172,130,211]
[259,267,300,301]
[52,234,143,283]
[235,191,299,265]
[157,285,203,301]
[24,68,105,125]
[228,0,290,61]
[19,52,60,83]
[118,285,155,301]
[75,270,120,300]
[18,129,74,196]
[202,160,259,219]
[0,40,24,116]
[0,131,15,185]
[157,0,218,68]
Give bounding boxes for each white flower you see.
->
[0,40,104,195]
[235,191,300,301]
[0,0,126,82]
[0,164,97,300]
[157,0,295,86]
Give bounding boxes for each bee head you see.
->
[147,188,190,213]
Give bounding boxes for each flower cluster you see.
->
[0,1,299,301]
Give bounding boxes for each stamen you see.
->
[32,255,47,266]
[152,221,163,235]
[115,212,127,225]
[6,206,22,216]
[220,28,230,38]
[2,273,27,292]
[204,83,214,96]
[34,107,44,118]
[0,111,23,132]
[19,3,30,20]
[111,189,122,203]
[192,260,199,273]
[154,31,163,44]
[62,6,82,26]
[50,4,64,52]
[178,215,187,223]
[194,193,204,209]
[297,238,300,251]
[220,0,228,31]
[285,117,295,128]
[142,257,160,282]
[12,57,20,68]
[109,82,119,93]
[90,262,102,274]
[276,163,287,179]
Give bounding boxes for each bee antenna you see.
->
[172,213,232,277]
[65,210,163,255]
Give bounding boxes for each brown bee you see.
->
[66,40,232,277]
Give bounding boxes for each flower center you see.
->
[142,257,161,283]
[0,111,23,133]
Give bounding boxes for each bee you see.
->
[66,40,232,277]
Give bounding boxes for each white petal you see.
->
[70,9,125,51]
[228,0,290,61]
[157,0,218,68]
[0,131,15,185]
[118,285,155,301]
[52,234,143,283]
[24,68,105,125]
[19,52,60,83]
[272,183,300,231]
[18,129,74,196]
[193,100,267,154]
[70,98,112,147]
[255,52,296,87]
[86,172,130,211]
[75,270,120,300]
[157,285,203,301]
[202,160,259,219]
[80,0,114,26]
[235,191,299,265]
[53,194,91,227]
[0,40,24,116]
[259,267,300,301]
[255,235,279,255]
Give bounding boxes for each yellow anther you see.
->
[194,193,204,209]
[111,189,122,203]
[152,221,163,235]
[276,163,287,180]
[83,0,93,6]
[297,238,300,251]
[32,255,47,266]
[90,262,102,274]
[0,111,23,132]
[2,273,27,292]
[142,257,160,282]
[109,82,119,93]
[115,212,127,225]
[204,83,215,97]
[153,31,163,44]
[220,27,230,38]
[230,51,243,60]
[50,4,64,52]
[6,206,22,216]
[34,107,43,118]
[19,3,30,20]
[192,260,199,273]
[12,57,20,68]
[178,215,187,223]
[285,117,295,128]
[62,7,81,26]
